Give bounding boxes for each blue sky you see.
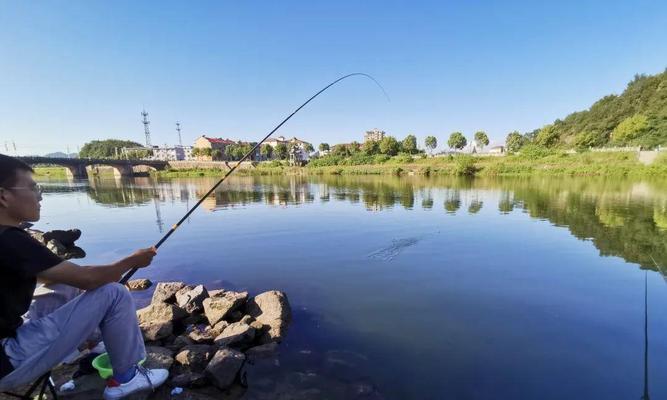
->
[1,0,666,155]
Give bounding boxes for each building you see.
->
[193,135,235,160]
[263,136,313,162]
[152,146,193,161]
[364,129,385,142]
[488,146,505,154]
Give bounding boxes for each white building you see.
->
[152,146,193,161]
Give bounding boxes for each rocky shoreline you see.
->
[49,279,291,399]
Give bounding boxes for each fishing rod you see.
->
[120,73,388,284]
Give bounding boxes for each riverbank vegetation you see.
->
[144,149,667,178]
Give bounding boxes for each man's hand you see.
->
[124,247,157,269]
[37,246,158,290]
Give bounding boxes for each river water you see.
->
[35,175,667,399]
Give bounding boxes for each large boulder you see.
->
[245,291,291,344]
[175,345,215,372]
[202,291,248,326]
[136,302,188,325]
[204,348,246,390]
[213,322,255,348]
[151,281,186,303]
[175,285,209,314]
[139,321,173,341]
[144,346,175,370]
[171,371,208,388]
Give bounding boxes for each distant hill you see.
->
[44,152,78,158]
[532,69,667,149]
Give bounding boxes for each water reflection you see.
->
[41,175,667,270]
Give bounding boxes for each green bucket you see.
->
[91,353,145,379]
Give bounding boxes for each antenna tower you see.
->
[142,109,152,147]
[176,121,183,146]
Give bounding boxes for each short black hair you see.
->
[0,154,34,188]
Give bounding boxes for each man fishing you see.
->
[0,154,168,399]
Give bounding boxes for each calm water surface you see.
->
[36,175,667,399]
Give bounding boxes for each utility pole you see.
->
[12,141,17,156]
[176,121,183,147]
[142,109,152,147]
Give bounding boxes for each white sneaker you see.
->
[102,367,169,400]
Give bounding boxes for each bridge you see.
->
[18,157,168,179]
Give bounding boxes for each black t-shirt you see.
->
[0,225,63,339]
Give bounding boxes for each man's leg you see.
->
[0,283,145,390]
[28,283,102,348]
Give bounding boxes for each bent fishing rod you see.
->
[120,73,388,284]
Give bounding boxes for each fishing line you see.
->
[120,73,388,284]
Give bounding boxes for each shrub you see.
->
[454,156,477,176]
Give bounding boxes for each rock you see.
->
[151,281,186,303]
[245,291,291,344]
[175,345,215,372]
[213,322,255,348]
[176,285,209,314]
[140,320,173,341]
[202,291,248,326]
[187,326,217,344]
[144,346,174,370]
[208,289,225,298]
[182,313,208,326]
[245,343,279,361]
[211,320,229,336]
[126,279,152,291]
[227,311,244,322]
[166,334,194,352]
[204,348,246,390]
[249,320,264,332]
[171,371,208,388]
[136,302,188,325]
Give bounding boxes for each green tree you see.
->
[319,143,330,152]
[211,149,223,160]
[331,144,350,157]
[505,131,526,153]
[424,136,437,154]
[225,145,237,160]
[379,136,400,156]
[401,134,418,154]
[612,114,648,144]
[361,140,380,155]
[535,124,560,148]
[304,143,315,153]
[79,139,144,159]
[260,144,273,159]
[447,132,467,150]
[275,143,288,160]
[474,131,489,150]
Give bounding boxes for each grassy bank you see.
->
[154,151,667,178]
[33,166,68,178]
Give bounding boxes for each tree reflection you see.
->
[46,174,667,272]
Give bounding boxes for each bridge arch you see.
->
[87,164,134,179]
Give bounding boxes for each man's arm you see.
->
[37,247,156,291]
